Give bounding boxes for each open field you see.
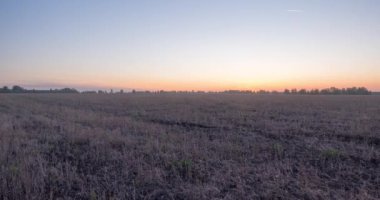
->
[0,93,379,199]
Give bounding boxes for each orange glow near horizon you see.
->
[21,74,379,92]
[72,69,380,91]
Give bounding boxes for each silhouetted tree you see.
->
[57,88,79,93]
[82,91,97,94]
[299,89,307,94]
[0,86,10,93]
[271,90,279,94]
[12,85,25,93]
[320,88,329,95]
[329,87,340,95]
[310,89,319,95]
[257,90,269,94]
[357,87,371,95]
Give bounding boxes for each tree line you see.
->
[0,85,373,95]
[282,87,371,95]
[223,87,371,95]
[0,86,79,94]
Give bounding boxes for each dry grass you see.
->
[0,93,379,199]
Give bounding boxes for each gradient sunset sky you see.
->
[1,0,379,91]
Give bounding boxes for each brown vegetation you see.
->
[0,93,379,199]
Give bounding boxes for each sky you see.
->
[1,0,379,91]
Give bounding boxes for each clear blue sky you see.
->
[1,0,379,91]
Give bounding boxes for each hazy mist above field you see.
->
[1,0,379,91]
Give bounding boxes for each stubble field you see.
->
[0,93,379,199]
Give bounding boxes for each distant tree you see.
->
[224,90,241,94]
[240,90,252,94]
[257,90,268,94]
[12,85,25,93]
[82,91,97,94]
[0,86,10,93]
[358,87,370,95]
[284,89,290,94]
[59,88,79,93]
[298,89,307,95]
[271,90,279,94]
[329,87,340,95]
[291,89,297,94]
[120,89,124,94]
[320,88,329,95]
[349,87,358,95]
[310,89,319,95]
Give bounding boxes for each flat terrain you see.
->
[0,94,379,199]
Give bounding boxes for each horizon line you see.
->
[1,84,378,93]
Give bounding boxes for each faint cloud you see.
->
[287,9,304,13]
